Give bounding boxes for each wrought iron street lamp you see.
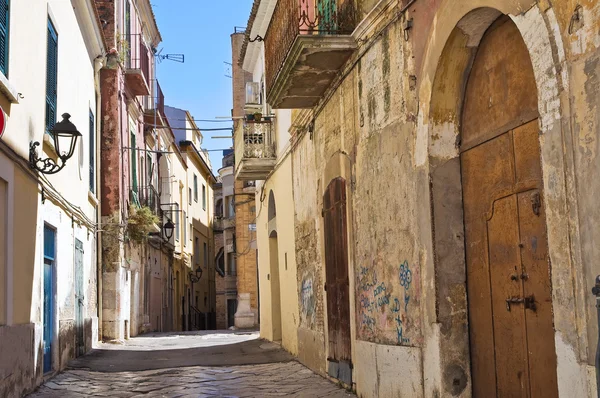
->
[29,113,82,174]
[163,219,175,240]
[189,266,203,283]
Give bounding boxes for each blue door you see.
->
[43,226,55,374]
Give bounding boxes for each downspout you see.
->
[94,54,105,342]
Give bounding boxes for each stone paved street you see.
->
[27,331,354,397]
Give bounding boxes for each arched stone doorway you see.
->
[268,190,282,341]
[420,5,572,396]
[460,15,557,397]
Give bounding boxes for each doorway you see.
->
[74,239,85,357]
[43,225,56,374]
[227,299,237,328]
[269,233,282,341]
[461,16,558,397]
[323,177,352,384]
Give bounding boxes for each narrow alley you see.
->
[27,331,354,397]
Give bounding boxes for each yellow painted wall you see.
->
[256,155,299,355]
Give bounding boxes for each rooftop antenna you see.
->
[224,61,232,78]
[155,48,185,64]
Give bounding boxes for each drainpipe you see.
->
[94,55,104,342]
[592,275,600,398]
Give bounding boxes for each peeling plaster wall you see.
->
[287,0,600,396]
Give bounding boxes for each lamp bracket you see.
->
[29,141,68,174]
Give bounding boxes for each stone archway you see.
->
[416,4,585,397]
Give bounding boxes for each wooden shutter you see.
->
[0,0,10,76]
[89,111,95,193]
[45,20,58,134]
[130,132,138,192]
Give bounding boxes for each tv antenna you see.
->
[155,48,185,64]
[224,61,232,78]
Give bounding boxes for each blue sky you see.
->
[152,0,254,174]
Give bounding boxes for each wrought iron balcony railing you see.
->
[140,184,160,216]
[122,33,151,95]
[265,0,357,97]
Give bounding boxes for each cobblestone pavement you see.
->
[27,331,354,397]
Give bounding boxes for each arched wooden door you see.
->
[461,16,558,397]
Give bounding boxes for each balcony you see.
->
[140,185,160,216]
[123,33,151,96]
[265,0,357,109]
[143,79,165,122]
[234,120,276,180]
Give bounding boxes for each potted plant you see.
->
[254,112,262,122]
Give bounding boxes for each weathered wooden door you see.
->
[323,178,352,372]
[75,239,85,357]
[461,16,558,397]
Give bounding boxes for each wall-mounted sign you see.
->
[248,223,256,231]
[0,106,5,139]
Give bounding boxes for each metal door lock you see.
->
[505,295,536,312]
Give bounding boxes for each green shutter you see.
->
[318,0,336,33]
[89,111,95,193]
[0,0,10,76]
[131,132,138,193]
[45,19,58,135]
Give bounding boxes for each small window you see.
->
[183,211,187,242]
[188,187,192,205]
[194,237,199,265]
[203,242,208,268]
[174,203,179,241]
[193,174,198,202]
[202,184,206,210]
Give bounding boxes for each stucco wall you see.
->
[256,156,299,354]
[284,0,600,396]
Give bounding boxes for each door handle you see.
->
[505,295,536,312]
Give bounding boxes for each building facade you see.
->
[164,105,216,331]
[0,1,104,396]
[95,0,163,340]
[231,31,260,329]
[215,151,239,329]
[237,0,600,396]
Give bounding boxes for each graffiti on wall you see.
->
[299,274,316,328]
[356,260,418,345]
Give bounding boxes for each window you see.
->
[130,132,138,192]
[215,199,223,218]
[45,18,58,135]
[0,0,10,76]
[188,187,192,205]
[194,237,199,265]
[193,174,198,202]
[89,111,95,193]
[226,196,235,218]
[183,211,187,242]
[202,184,206,210]
[146,153,153,187]
[174,203,179,241]
[203,242,208,268]
[227,252,236,276]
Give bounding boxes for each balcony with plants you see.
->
[121,33,151,96]
[264,0,357,109]
[234,82,277,180]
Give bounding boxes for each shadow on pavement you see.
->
[68,333,293,373]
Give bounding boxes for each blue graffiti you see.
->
[373,283,386,296]
[399,260,412,288]
[391,297,401,313]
